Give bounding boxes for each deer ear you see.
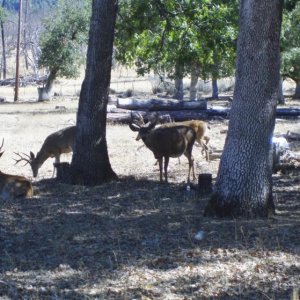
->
[30,151,35,159]
[129,123,140,132]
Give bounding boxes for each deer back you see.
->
[162,120,207,144]
[143,125,196,158]
[24,126,76,177]
[39,126,76,157]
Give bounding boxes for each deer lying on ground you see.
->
[129,117,196,183]
[15,126,76,177]
[0,139,33,200]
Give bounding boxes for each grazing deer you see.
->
[129,117,196,183]
[0,139,33,200]
[15,126,76,178]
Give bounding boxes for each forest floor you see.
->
[0,82,299,299]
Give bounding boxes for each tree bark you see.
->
[204,0,283,218]
[190,61,200,101]
[277,76,285,104]
[38,69,57,101]
[70,0,118,185]
[293,79,300,99]
[22,0,30,70]
[212,78,219,99]
[173,61,184,100]
[14,0,22,102]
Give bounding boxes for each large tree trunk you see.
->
[293,79,300,99]
[204,0,283,218]
[70,0,117,185]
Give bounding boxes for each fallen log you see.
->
[274,163,300,174]
[276,108,300,117]
[0,75,47,87]
[282,131,300,142]
[117,98,207,111]
[107,109,209,124]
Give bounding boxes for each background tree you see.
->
[70,0,118,185]
[0,1,7,78]
[204,0,283,218]
[115,0,238,100]
[37,0,90,100]
[281,2,300,99]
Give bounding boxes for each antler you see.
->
[131,111,145,126]
[13,152,31,166]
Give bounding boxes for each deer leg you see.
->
[53,155,60,177]
[158,158,163,182]
[202,136,210,161]
[185,152,195,183]
[164,156,169,182]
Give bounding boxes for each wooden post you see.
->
[54,162,71,184]
[198,173,213,194]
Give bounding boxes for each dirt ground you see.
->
[0,88,299,299]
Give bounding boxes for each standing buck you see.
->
[129,117,196,183]
[135,115,210,161]
[15,126,76,177]
[0,139,33,200]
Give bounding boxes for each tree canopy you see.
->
[115,0,238,81]
[281,2,300,98]
[38,0,91,81]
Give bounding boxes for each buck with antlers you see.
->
[129,116,196,183]
[0,139,33,200]
[15,126,76,177]
[134,113,210,161]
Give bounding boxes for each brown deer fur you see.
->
[0,140,33,200]
[15,126,76,177]
[129,120,196,183]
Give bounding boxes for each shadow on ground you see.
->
[0,174,299,299]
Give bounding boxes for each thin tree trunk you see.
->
[174,61,184,100]
[190,61,199,101]
[204,0,283,218]
[70,0,117,185]
[1,0,6,79]
[212,78,219,99]
[278,76,285,104]
[22,0,29,70]
[14,0,22,102]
